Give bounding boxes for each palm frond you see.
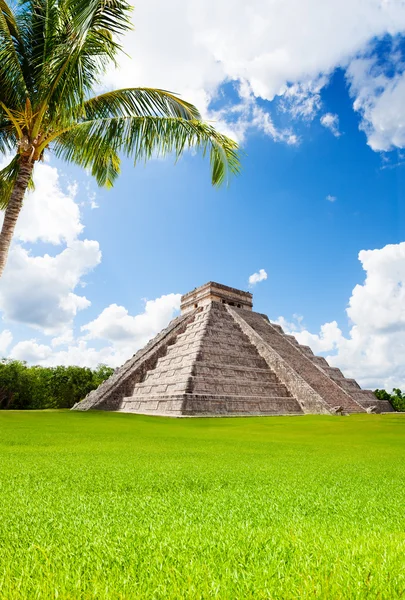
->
[33,0,132,123]
[0,154,34,210]
[17,0,57,94]
[84,88,201,120]
[53,116,240,187]
[0,0,28,109]
[53,130,121,187]
[0,119,16,154]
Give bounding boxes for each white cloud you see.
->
[0,161,83,245]
[8,293,182,369]
[347,55,405,151]
[251,105,299,145]
[280,242,405,390]
[11,340,52,363]
[320,113,341,137]
[102,0,405,146]
[249,269,268,286]
[326,194,337,202]
[10,338,121,368]
[294,321,344,355]
[0,241,101,334]
[280,79,326,120]
[0,156,103,336]
[51,330,74,348]
[82,293,181,345]
[0,330,12,355]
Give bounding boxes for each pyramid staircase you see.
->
[121,303,303,415]
[73,282,393,416]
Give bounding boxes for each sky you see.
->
[1,0,405,390]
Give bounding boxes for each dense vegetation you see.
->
[375,388,405,412]
[0,412,404,598]
[0,359,113,409]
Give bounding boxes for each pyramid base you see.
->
[118,394,305,417]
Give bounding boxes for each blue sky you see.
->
[1,0,405,390]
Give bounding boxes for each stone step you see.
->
[154,354,195,370]
[120,394,304,415]
[351,389,379,402]
[198,340,262,354]
[192,363,280,382]
[182,397,303,415]
[144,364,192,382]
[200,333,251,346]
[335,378,361,392]
[323,366,345,378]
[132,380,191,396]
[270,323,284,333]
[190,377,292,397]
[202,329,249,341]
[285,334,300,346]
[133,376,291,398]
[197,350,268,369]
[299,346,315,357]
[311,356,329,368]
[355,398,394,413]
[165,339,201,354]
[148,358,274,384]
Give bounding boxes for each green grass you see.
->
[0,412,404,599]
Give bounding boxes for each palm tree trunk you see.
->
[0,158,34,277]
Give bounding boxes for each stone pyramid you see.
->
[74,282,393,416]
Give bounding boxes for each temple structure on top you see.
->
[73,282,393,416]
[180,282,253,314]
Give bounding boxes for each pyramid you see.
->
[73,282,393,416]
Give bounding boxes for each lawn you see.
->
[0,412,404,599]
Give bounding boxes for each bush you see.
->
[0,360,113,410]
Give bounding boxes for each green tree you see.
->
[93,364,114,387]
[0,359,32,409]
[0,360,113,409]
[0,0,240,276]
[391,388,405,412]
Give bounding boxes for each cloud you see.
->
[249,269,268,286]
[0,161,83,245]
[102,0,405,146]
[0,156,103,335]
[82,293,181,345]
[10,338,122,369]
[8,293,182,369]
[280,79,326,120]
[347,53,405,151]
[320,113,341,137]
[251,105,299,145]
[11,340,53,363]
[279,242,405,390]
[0,241,101,334]
[0,330,12,355]
[326,194,337,202]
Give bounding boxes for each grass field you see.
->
[0,411,404,599]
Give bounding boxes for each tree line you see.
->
[0,359,113,410]
[0,358,403,411]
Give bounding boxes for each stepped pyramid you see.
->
[74,282,393,416]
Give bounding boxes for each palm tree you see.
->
[0,0,240,277]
